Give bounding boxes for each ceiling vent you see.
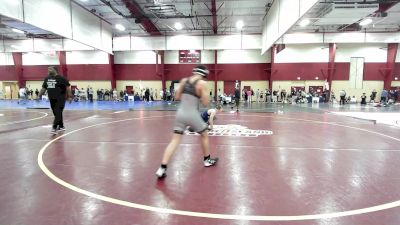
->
[315,3,379,25]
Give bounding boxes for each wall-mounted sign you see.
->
[179,50,201,63]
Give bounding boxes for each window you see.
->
[179,50,201,63]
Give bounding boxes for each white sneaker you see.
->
[155,167,167,178]
[50,128,58,134]
[204,157,219,167]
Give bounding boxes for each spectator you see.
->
[18,87,26,104]
[381,89,388,104]
[256,89,260,103]
[88,87,93,102]
[361,93,367,105]
[339,89,346,105]
[370,89,377,103]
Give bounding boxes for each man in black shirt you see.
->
[39,66,72,134]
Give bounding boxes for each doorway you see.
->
[223,81,237,96]
[3,82,18,99]
[309,86,324,94]
[126,86,133,95]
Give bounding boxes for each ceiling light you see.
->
[115,24,126,31]
[395,77,398,80]
[315,77,319,80]
[297,77,301,80]
[236,21,244,29]
[360,18,372,26]
[174,22,183,30]
[299,19,310,27]
[11,28,24,34]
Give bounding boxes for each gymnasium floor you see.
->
[0,100,400,225]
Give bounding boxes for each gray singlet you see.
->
[173,78,208,134]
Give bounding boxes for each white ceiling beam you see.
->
[0,0,113,54]
[261,0,319,54]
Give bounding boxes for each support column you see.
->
[385,43,398,90]
[109,54,116,89]
[214,50,218,101]
[12,52,24,88]
[327,43,337,101]
[158,51,166,91]
[269,45,276,90]
[57,51,68,79]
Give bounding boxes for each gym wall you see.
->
[70,81,111,100]
[391,81,400,87]
[116,80,162,97]
[1,43,399,96]
[331,81,384,100]
[25,81,43,93]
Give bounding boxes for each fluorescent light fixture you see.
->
[236,20,244,29]
[115,24,126,31]
[174,22,183,30]
[360,18,372,26]
[299,19,310,27]
[11,28,24,34]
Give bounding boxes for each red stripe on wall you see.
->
[0,66,16,80]
[67,64,112,80]
[334,63,350,80]
[3,63,398,82]
[166,64,198,80]
[217,63,267,80]
[363,63,387,80]
[116,64,159,80]
[274,63,327,80]
[23,65,48,80]
[164,64,215,80]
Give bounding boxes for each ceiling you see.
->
[0,15,62,40]
[76,0,270,36]
[77,0,400,36]
[0,0,399,41]
[290,0,400,33]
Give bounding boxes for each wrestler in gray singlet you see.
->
[173,79,208,134]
